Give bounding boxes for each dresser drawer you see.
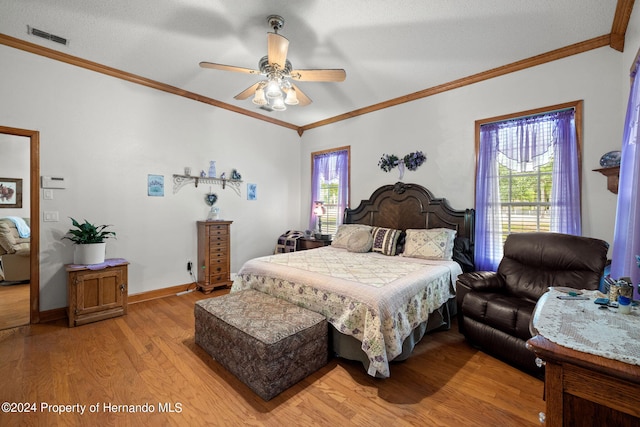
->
[209,242,229,257]
[209,272,229,284]
[208,265,228,276]
[209,234,229,247]
[209,254,227,266]
[208,225,228,236]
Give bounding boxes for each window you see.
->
[310,147,350,236]
[498,139,554,238]
[475,101,582,271]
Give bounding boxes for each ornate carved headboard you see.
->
[344,182,475,244]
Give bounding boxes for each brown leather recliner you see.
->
[456,232,608,376]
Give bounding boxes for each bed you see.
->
[231,182,475,377]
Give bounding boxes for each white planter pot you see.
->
[74,243,106,265]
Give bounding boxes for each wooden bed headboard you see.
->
[344,182,475,244]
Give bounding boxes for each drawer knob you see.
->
[535,357,546,368]
[538,412,545,424]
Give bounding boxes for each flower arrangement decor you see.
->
[403,151,427,171]
[378,154,399,172]
[378,151,427,179]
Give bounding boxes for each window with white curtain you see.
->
[310,146,350,236]
[474,101,582,271]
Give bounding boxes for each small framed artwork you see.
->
[247,183,257,201]
[148,174,164,197]
[0,177,22,208]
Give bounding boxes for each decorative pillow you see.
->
[371,227,402,256]
[402,228,457,260]
[331,224,372,248]
[0,220,16,254]
[346,229,373,253]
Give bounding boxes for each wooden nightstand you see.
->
[296,237,332,251]
[66,259,129,327]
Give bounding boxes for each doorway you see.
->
[0,126,39,328]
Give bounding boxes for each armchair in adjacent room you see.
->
[0,217,31,282]
[456,232,608,376]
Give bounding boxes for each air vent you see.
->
[28,26,69,46]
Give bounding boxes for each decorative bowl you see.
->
[599,150,621,167]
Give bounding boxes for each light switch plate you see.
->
[43,211,59,222]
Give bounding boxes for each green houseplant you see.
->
[63,218,116,265]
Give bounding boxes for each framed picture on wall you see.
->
[147,174,164,197]
[0,177,22,208]
[247,183,257,201]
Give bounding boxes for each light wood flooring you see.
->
[0,289,545,426]
[0,282,30,329]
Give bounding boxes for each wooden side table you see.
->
[527,290,640,426]
[296,237,332,251]
[66,259,129,327]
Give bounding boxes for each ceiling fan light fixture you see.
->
[200,14,345,111]
[252,86,267,105]
[265,80,282,98]
[271,96,286,111]
[284,87,299,105]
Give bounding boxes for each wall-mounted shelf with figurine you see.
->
[172,174,243,196]
[593,166,619,194]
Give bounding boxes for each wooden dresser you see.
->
[66,259,129,327]
[527,291,640,426]
[197,221,232,294]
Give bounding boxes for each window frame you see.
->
[475,99,583,207]
[310,146,351,236]
[474,100,583,267]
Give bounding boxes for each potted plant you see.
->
[62,218,116,265]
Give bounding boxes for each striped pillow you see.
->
[371,227,402,256]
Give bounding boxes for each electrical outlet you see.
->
[187,261,192,272]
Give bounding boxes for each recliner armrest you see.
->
[456,271,504,292]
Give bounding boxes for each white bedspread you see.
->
[231,246,462,377]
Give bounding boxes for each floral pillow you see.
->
[332,224,372,249]
[402,228,457,260]
[371,227,402,256]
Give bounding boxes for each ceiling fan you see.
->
[199,15,346,111]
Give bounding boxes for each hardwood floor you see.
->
[0,289,544,426]
[0,282,29,329]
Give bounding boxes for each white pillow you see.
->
[346,229,373,253]
[402,228,457,260]
[332,224,372,248]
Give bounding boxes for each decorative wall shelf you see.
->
[593,166,620,194]
[172,174,242,196]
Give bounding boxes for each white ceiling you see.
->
[0,1,622,127]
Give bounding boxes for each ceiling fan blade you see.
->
[267,33,289,69]
[290,83,312,106]
[234,82,263,100]
[290,69,346,82]
[199,62,260,75]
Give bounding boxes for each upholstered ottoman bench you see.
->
[194,289,328,401]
